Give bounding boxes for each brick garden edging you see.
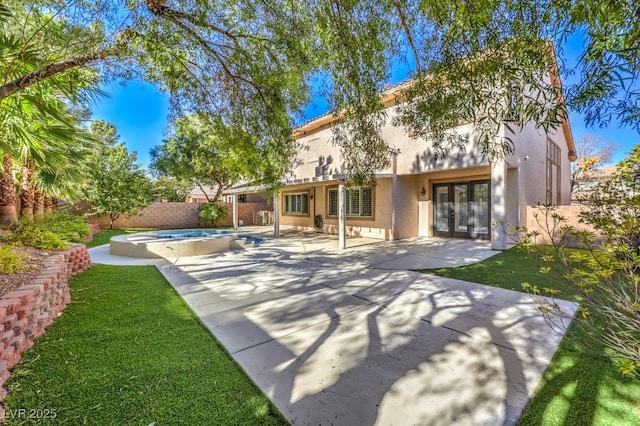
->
[0,244,91,400]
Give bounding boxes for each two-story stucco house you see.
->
[274,79,576,250]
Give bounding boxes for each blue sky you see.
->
[90,45,637,168]
[90,81,170,166]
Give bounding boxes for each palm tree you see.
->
[0,2,102,223]
[0,91,98,223]
[19,161,35,220]
[33,189,44,218]
[0,154,17,223]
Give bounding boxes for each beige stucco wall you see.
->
[506,122,572,205]
[291,111,491,182]
[501,121,573,235]
[391,175,419,239]
[279,167,500,241]
[385,120,490,175]
[287,87,574,243]
[292,129,345,180]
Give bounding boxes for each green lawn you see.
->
[423,247,640,425]
[3,265,287,425]
[86,229,153,248]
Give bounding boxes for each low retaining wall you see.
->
[0,245,91,400]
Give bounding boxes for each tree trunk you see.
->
[109,213,120,230]
[50,197,60,212]
[34,190,45,220]
[0,154,18,224]
[44,196,54,214]
[0,49,114,102]
[19,162,35,221]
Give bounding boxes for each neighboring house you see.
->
[572,165,617,201]
[275,80,576,250]
[185,184,265,204]
[186,183,273,227]
[185,185,219,203]
[223,184,274,226]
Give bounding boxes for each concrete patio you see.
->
[90,230,577,425]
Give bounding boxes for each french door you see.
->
[433,180,490,239]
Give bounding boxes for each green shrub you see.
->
[0,245,29,274]
[1,213,90,251]
[2,221,69,251]
[198,203,228,227]
[39,213,90,243]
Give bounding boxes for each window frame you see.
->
[546,139,561,204]
[327,186,374,219]
[283,191,310,216]
[505,82,522,122]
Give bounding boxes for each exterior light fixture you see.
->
[420,187,426,196]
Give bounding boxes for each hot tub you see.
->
[110,229,239,258]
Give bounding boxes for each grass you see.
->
[422,247,640,426]
[426,246,585,297]
[86,229,154,248]
[3,265,287,425]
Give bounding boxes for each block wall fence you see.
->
[88,202,272,229]
[524,205,596,247]
[0,245,91,401]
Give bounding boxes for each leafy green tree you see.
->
[301,0,640,183]
[151,114,290,200]
[2,0,640,186]
[513,146,640,376]
[82,121,153,229]
[581,145,640,254]
[0,0,309,155]
[0,1,103,106]
[0,92,97,223]
[150,176,192,202]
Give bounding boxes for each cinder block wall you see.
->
[88,202,272,229]
[0,245,91,399]
[88,202,201,229]
[525,205,598,247]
